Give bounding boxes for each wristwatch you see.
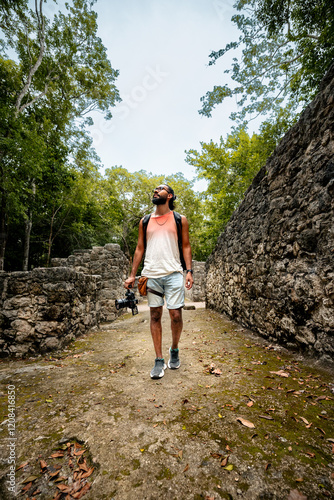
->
[186,269,193,274]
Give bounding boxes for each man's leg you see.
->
[150,306,163,358]
[169,307,183,350]
[168,307,183,369]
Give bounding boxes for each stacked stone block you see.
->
[51,243,129,322]
[185,261,206,302]
[0,267,101,357]
[206,64,334,360]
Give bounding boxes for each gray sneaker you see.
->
[168,347,180,369]
[150,358,167,379]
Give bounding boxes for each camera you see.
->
[115,290,138,316]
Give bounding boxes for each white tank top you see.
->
[141,211,183,278]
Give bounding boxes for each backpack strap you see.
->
[173,212,187,271]
[142,214,151,249]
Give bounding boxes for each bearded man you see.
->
[124,184,194,379]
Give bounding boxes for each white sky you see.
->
[86,0,243,191]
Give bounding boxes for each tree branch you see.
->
[14,0,46,118]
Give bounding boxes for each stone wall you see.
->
[51,243,129,322]
[185,261,206,302]
[206,64,334,360]
[0,267,101,357]
[0,244,129,357]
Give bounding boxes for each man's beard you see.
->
[152,196,168,206]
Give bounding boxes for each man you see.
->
[124,184,194,379]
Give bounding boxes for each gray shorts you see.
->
[147,272,185,309]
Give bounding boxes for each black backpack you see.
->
[142,211,186,271]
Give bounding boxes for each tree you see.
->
[104,168,204,263]
[199,0,334,122]
[185,121,290,256]
[0,0,120,270]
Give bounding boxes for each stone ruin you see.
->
[0,244,129,357]
[206,64,334,361]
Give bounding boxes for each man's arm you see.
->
[181,215,194,290]
[124,219,145,289]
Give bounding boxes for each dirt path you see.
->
[0,304,333,500]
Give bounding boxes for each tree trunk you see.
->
[22,181,36,271]
[22,218,32,271]
[0,180,7,271]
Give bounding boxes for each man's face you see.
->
[152,185,170,205]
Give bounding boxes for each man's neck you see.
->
[154,203,171,216]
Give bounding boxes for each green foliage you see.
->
[185,117,293,255]
[199,0,334,121]
[0,0,120,270]
[104,167,204,262]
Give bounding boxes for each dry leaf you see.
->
[259,415,274,420]
[40,459,48,470]
[50,451,64,458]
[81,467,94,479]
[183,464,189,472]
[23,475,38,483]
[270,370,289,377]
[287,489,307,500]
[221,456,229,467]
[49,470,61,478]
[57,483,71,493]
[16,462,29,471]
[237,417,255,428]
[21,482,32,493]
[300,417,309,425]
[73,449,85,456]
[247,401,254,407]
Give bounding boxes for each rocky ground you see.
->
[0,303,334,500]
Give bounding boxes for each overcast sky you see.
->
[83,0,246,191]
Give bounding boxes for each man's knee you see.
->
[150,307,163,322]
[169,308,182,323]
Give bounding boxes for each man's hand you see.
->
[124,277,136,289]
[185,272,194,290]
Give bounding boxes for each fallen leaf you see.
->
[221,456,229,467]
[270,370,289,378]
[16,462,29,471]
[22,475,38,483]
[50,451,64,458]
[73,449,85,456]
[21,482,32,493]
[40,459,47,470]
[56,483,71,493]
[223,464,234,471]
[247,401,254,407]
[71,482,91,499]
[306,452,315,458]
[218,413,223,418]
[49,470,61,478]
[210,452,223,459]
[183,464,189,472]
[265,463,271,470]
[287,489,307,500]
[237,417,255,428]
[300,417,310,425]
[259,415,274,420]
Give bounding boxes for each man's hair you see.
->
[165,184,176,210]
